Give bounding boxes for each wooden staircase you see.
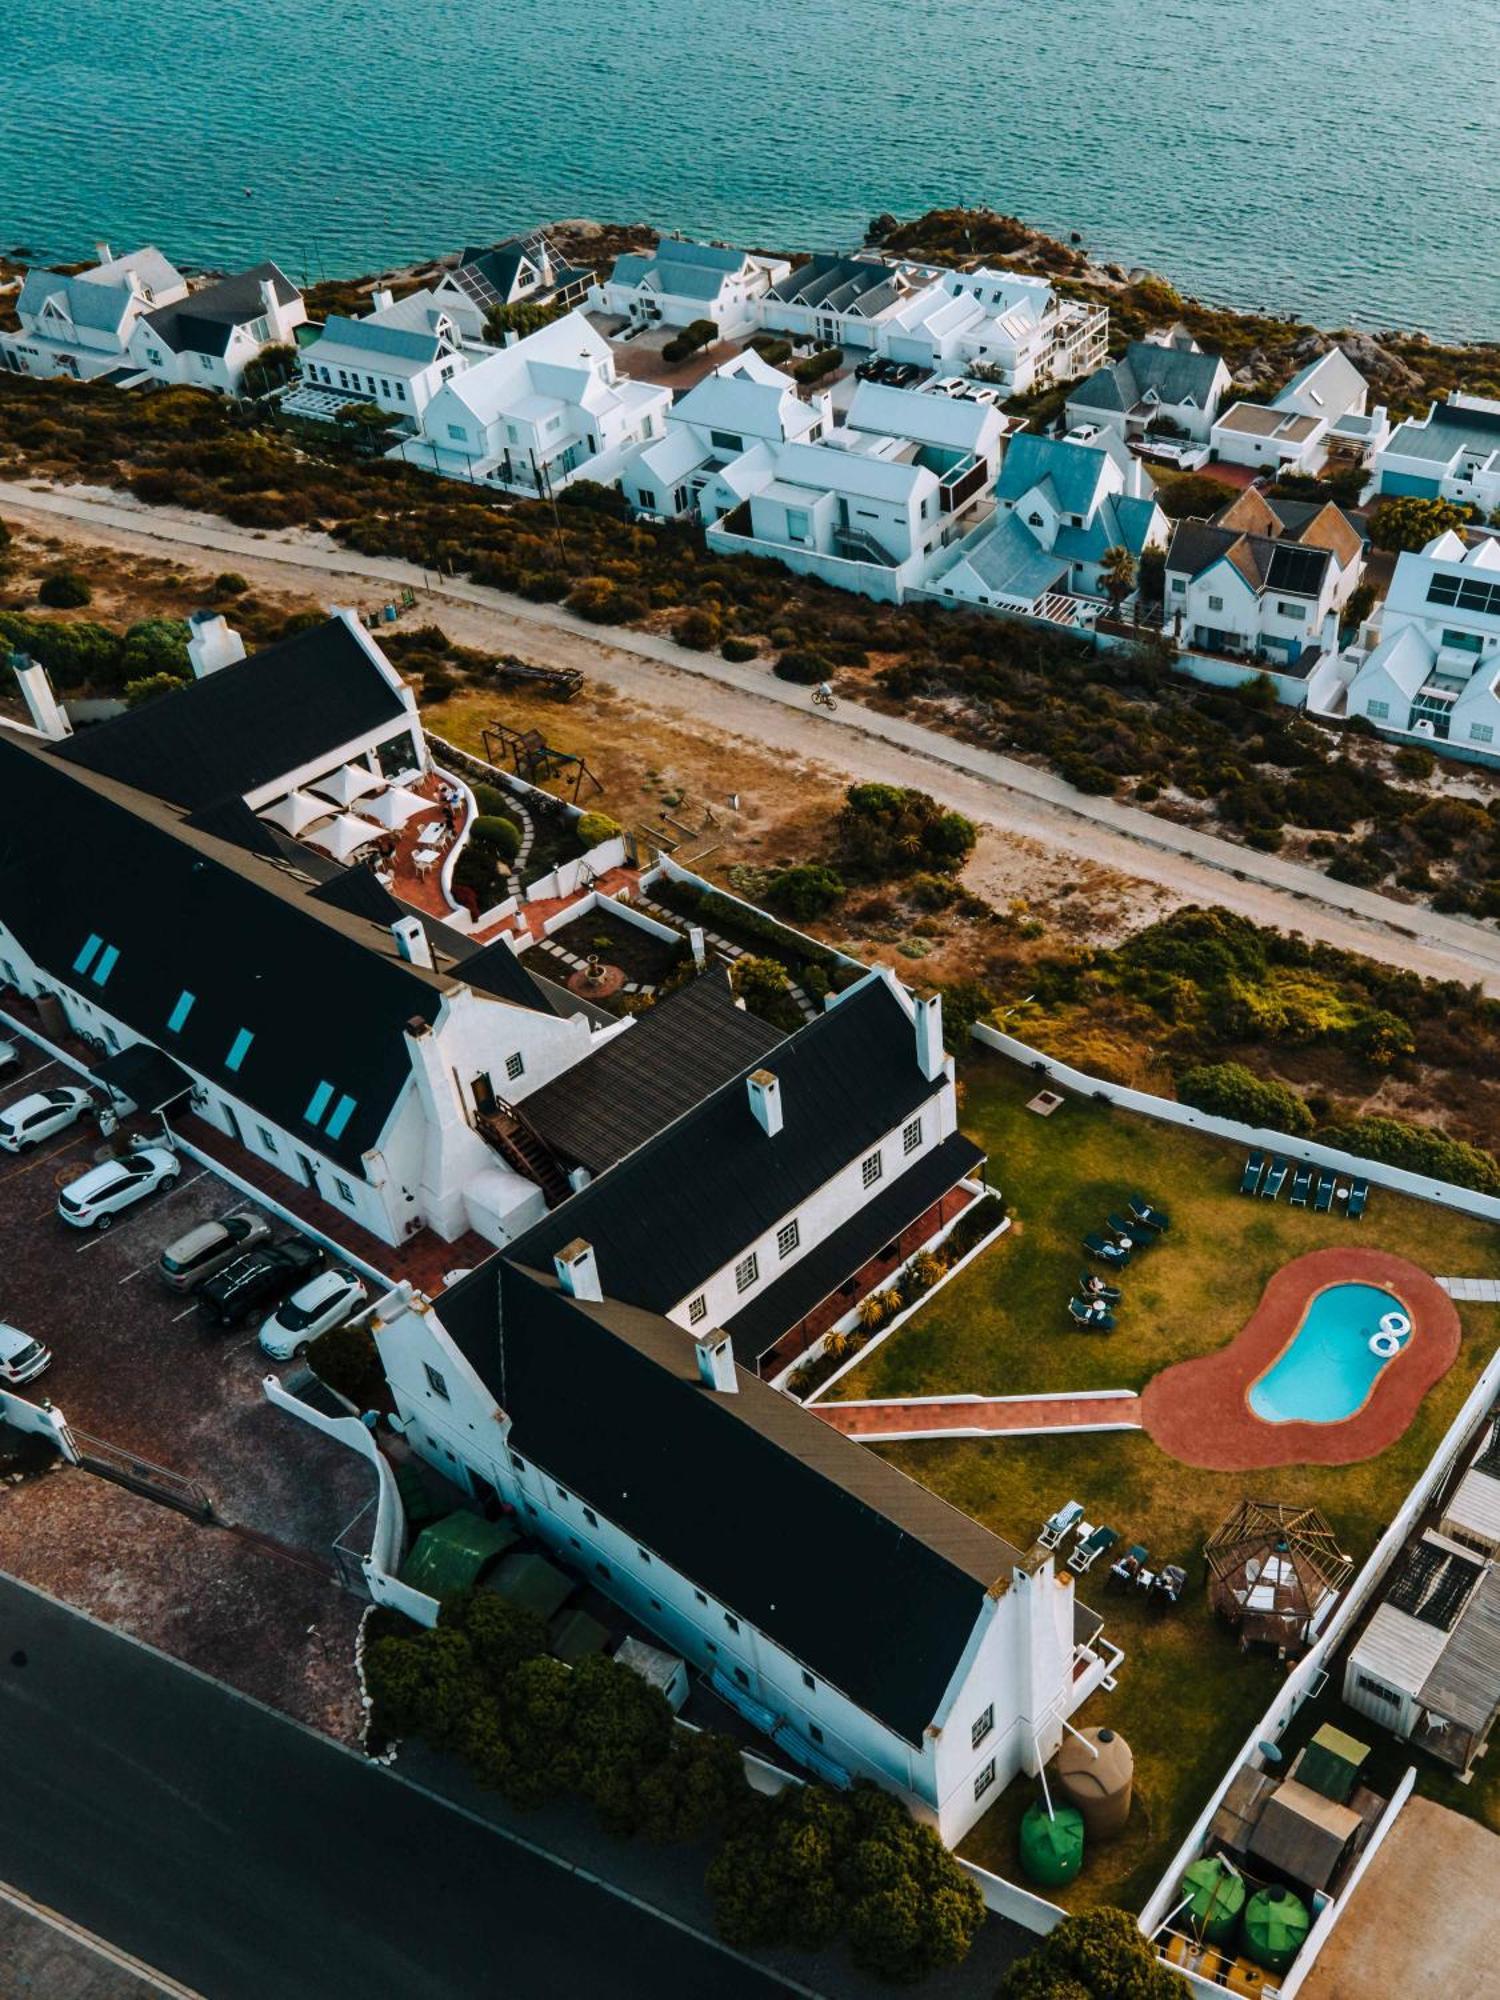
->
[482,1105,571,1207]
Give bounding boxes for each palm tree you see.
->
[1098,544,1136,616]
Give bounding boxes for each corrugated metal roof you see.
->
[1419,1564,1500,1735]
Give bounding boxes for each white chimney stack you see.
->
[391,915,433,970]
[9,656,72,740]
[186,610,246,680]
[747,1068,783,1137]
[555,1238,602,1303]
[94,242,114,267]
[695,1329,738,1394]
[370,285,395,315]
[258,276,285,342]
[914,990,945,1082]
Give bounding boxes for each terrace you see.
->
[823,1051,1500,1908]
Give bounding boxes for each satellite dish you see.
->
[1257,1740,1284,1765]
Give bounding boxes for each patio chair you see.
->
[1080,1304,1116,1334]
[1108,1211,1156,1248]
[1068,1298,1099,1328]
[1109,1543,1148,1587]
[1289,1165,1313,1208]
[1153,1564,1187,1608]
[1069,1525,1119,1574]
[1078,1272,1122,1304]
[1313,1171,1336,1213]
[1129,1195,1169,1232]
[1261,1157,1289,1200]
[1348,1178,1370,1220]
[1039,1500,1085,1550]
[1083,1232,1130,1268]
[1240,1152,1266,1195]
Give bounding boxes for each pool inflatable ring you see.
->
[1379,1310,1412,1338]
[1369,1329,1403,1359]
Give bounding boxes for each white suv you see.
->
[57,1146,180,1230]
[0,1323,52,1385]
[258,1269,368,1361]
[0,1086,94,1153]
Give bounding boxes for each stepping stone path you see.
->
[634,890,819,1022]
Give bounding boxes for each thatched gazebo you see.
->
[1205,1500,1354,1655]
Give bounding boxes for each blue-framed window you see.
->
[304,1080,335,1125]
[92,944,119,987]
[73,934,103,976]
[166,991,195,1033]
[324,1094,357,1141]
[226,1029,254,1072]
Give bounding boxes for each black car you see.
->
[888,362,921,387]
[854,357,884,381]
[196,1237,324,1329]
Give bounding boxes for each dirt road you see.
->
[8,479,1500,992]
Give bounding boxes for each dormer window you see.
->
[1028,511,1045,528]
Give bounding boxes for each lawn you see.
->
[834,1054,1500,1911]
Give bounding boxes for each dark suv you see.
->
[196,1237,323,1329]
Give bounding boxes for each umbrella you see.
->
[258,788,329,835]
[361,784,429,830]
[310,762,383,808]
[305,812,381,862]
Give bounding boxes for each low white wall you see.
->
[525,835,628,904]
[970,1022,1500,1225]
[1275,1768,1416,1999]
[648,854,864,973]
[0,1385,78,1458]
[538,887,682,947]
[958,1860,1065,1937]
[1170,650,1310,708]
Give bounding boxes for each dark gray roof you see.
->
[457,935,556,1016]
[89,1043,194,1114]
[1072,339,1224,414]
[309,862,406,927]
[1166,520,1331,597]
[53,616,410,811]
[767,256,894,312]
[141,262,299,357]
[521,969,783,1175]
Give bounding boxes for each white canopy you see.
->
[305,812,382,862]
[361,784,429,830]
[310,762,384,808]
[258,789,329,835]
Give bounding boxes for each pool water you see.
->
[1249,1283,1411,1425]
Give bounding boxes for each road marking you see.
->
[0,1873,204,1999]
[70,1170,212,1253]
[172,1304,199,1323]
[116,1267,145,1285]
[5,1057,59,1090]
[0,1133,91,1185]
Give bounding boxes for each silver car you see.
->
[159,1210,273,1293]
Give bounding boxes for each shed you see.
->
[549,1606,611,1667]
[1207,1764,1279,1854]
[398,1513,519,1597]
[487,1551,575,1623]
[1292,1724,1369,1805]
[614,1636,690,1712]
[1439,1420,1500,1558]
[1247,1777,1361,1891]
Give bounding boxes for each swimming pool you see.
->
[1248,1282,1411,1425]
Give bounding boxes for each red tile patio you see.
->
[1141,1247,1462,1470]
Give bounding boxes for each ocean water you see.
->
[5,0,1498,340]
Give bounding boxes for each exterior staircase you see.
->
[482,1105,571,1207]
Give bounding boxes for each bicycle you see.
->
[811,687,837,712]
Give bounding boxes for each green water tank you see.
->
[1180,1856,1246,1946]
[1019,1803,1085,1887]
[1242,1885,1311,1972]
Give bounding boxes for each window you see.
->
[569,1536,581,1550]
[709,430,743,453]
[424,1364,449,1400]
[973,1758,997,1801]
[705,1638,717,1655]
[523,1498,538,1514]
[1441,628,1484,654]
[802,1670,815,1692]
[861,1150,883,1189]
[1171,577,1185,594]
[733,1667,749,1688]
[102,1024,119,1051]
[1356,1673,1400,1708]
[333,1178,355,1204]
[688,1294,707,1325]
[325,1095,357,1141]
[595,1562,610,1580]
[446,424,465,442]
[1427,571,1500,617]
[1365,699,1390,721]
[556,1484,569,1502]
[809,1723,824,1745]
[1208,594,1224,612]
[1472,723,1495,745]
[583,1506,597,1527]
[785,508,810,545]
[505,1051,524,1082]
[199,353,214,372]
[1276,600,1306,619]
[256,1126,278,1154]
[693,1588,707,1605]
[393,382,405,401]
[305,1080,335,1125]
[734,1252,759,1294]
[71,934,103,977]
[902,1115,923,1155]
[637,487,657,510]
[166,990,195,1033]
[226,1028,254,1072]
[971,1704,994,1750]
[777,1219,800,1260]
[724,1613,739,1633]
[649,1598,662,1612]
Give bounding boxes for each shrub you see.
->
[766,863,845,921]
[575,810,622,849]
[1315,1115,1500,1197]
[1155,472,1239,520]
[470,780,516,818]
[214,571,250,595]
[1369,495,1475,553]
[720,636,758,662]
[123,671,189,707]
[773,647,829,685]
[792,347,843,385]
[567,576,626,623]
[675,606,720,650]
[38,569,91,608]
[308,1321,387,1411]
[1177,1060,1313,1135]
[838,782,976,877]
[731,955,804,1032]
[471,813,522,862]
[998,1906,1186,1998]
[1342,1009,1416,1068]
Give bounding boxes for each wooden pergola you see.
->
[1205,1500,1355,1653]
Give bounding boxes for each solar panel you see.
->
[1472,1422,1500,1481]
[1420,1552,1482,1632]
[1386,1539,1445,1616]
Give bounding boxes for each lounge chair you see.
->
[1078,1272,1122,1304]
[1313,1171,1336,1213]
[1068,1298,1116,1332]
[1129,1195,1169,1231]
[1152,1564,1187,1608]
[1108,1211,1156,1248]
[1083,1232,1130,1268]
[1240,1151,1266,1195]
[1039,1500,1084,1550]
[1348,1178,1369,1220]
[1069,1525,1119,1573]
[1261,1157,1289,1200]
[1109,1543,1149,1587]
[1289,1165,1313,1207]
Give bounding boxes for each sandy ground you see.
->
[8,481,1500,991]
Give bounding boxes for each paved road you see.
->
[10,481,1500,993]
[0,1576,790,2000]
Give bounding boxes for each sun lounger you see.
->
[1261,1157,1289,1200]
[1108,1211,1156,1247]
[1069,1298,1116,1332]
[1083,1232,1130,1267]
[1289,1165,1313,1207]
[1078,1273,1122,1303]
[1240,1151,1266,1195]
[1348,1178,1369,1220]
[1069,1525,1119,1573]
[1039,1500,1084,1549]
[1109,1543,1149,1587]
[1313,1171,1336,1213]
[1129,1195,1169,1231]
[1152,1564,1186,1608]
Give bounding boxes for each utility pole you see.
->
[531,447,568,572]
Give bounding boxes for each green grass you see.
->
[834,1054,1500,1910]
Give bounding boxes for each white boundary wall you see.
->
[1274,1767,1416,1999]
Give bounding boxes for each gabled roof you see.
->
[1166,521,1332,597]
[53,613,410,811]
[455,935,556,1016]
[998,432,1113,518]
[607,238,750,301]
[1072,338,1226,414]
[1277,347,1367,421]
[19,246,186,334]
[846,381,993,454]
[1385,397,1500,468]
[309,861,406,926]
[767,438,929,505]
[141,263,299,357]
[948,510,1070,602]
[766,256,896,313]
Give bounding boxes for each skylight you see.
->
[73,933,103,976]
[92,945,119,987]
[304,1081,335,1125]
[167,991,195,1033]
[324,1094,357,1141]
[226,1029,254,1072]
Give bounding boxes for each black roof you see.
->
[522,969,784,1175]
[0,731,442,1168]
[309,862,406,926]
[457,935,556,1017]
[141,262,299,357]
[53,615,411,812]
[90,1043,193,1114]
[439,1260,1020,1743]
[506,977,937,1314]
[1166,520,1331,597]
[182,795,288,859]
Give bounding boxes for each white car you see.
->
[0,1086,95,1153]
[0,1040,19,1076]
[57,1146,180,1230]
[258,1269,368,1361]
[0,1322,52,1385]
[966,384,1000,406]
[930,376,967,398]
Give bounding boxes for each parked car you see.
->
[159,1210,273,1293]
[0,1039,20,1076]
[197,1238,323,1330]
[930,376,967,398]
[0,1322,52,1386]
[57,1145,180,1230]
[966,384,1000,406]
[854,357,885,381]
[0,1086,94,1153]
[888,363,921,387]
[258,1268,368,1361]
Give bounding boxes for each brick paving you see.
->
[813,1393,1142,1438]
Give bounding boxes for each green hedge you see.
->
[1177,1060,1313,1135]
[471,813,522,862]
[792,347,843,384]
[1315,1115,1500,1197]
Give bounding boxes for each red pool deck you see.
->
[1142,1247,1461,1471]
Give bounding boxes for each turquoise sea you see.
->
[5,0,1498,340]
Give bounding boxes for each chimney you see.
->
[391,915,433,970]
[695,1329,737,1394]
[94,241,114,267]
[913,989,945,1081]
[370,285,395,315]
[554,1238,602,1303]
[9,655,72,740]
[186,610,246,679]
[258,276,285,341]
[746,1068,783,1137]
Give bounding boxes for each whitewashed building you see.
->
[879,268,1108,393]
[1342,531,1500,751]
[759,254,929,352]
[621,350,830,522]
[292,287,473,426]
[1,244,187,381]
[128,263,305,395]
[1066,328,1232,446]
[1374,394,1500,516]
[1212,349,1375,474]
[431,232,596,342]
[1162,517,1343,668]
[592,238,790,338]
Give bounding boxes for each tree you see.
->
[635,1729,751,1845]
[442,1590,548,1690]
[997,1907,1186,1998]
[731,955,804,1032]
[121,617,191,683]
[1155,472,1238,521]
[1368,494,1475,553]
[568,1653,675,1835]
[767,863,846,921]
[706,1788,849,1952]
[838,783,976,879]
[240,343,298,398]
[499,1654,577,1807]
[1176,1060,1313,1135]
[123,671,190,707]
[1098,544,1136,615]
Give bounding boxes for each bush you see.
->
[214,571,250,595]
[38,569,91,608]
[661,318,719,363]
[1369,495,1475,553]
[307,1321,387,1411]
[838,782,977,878]
[720,636,759,662]
[575,810,622,849]
[567,576,627,623]
[1177,1060,1313,1135]
[792,347,843,385]
[773,647,830,685]
[1316,1115,1500,1197]
[675,606,720,650]
[470,780,516,818]
[123,671,189,707]
[1155,472,1239,520]
[766,863,845,921]
[998,1907,1186,1998]
[731,955,804,1033]
[471,813,522,862]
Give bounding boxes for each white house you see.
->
[1374,394,1500,516]
[759,254,930,353]
[291,287,474,426]
[1162,517,1343,668]
[365,972,1120,1842]
[1212,348,1375,474]
[396,310,668,493]
[880,268,1108,393]
[620,350,829,522]
[929,427,1167,623]
[1,244,187,381]
[1066,328,1232,446]
[128,263,305,395]
[592,238,790,338]
[1212,487,1366,614]
[1342,531,1500,752]
[431,231,596,343]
